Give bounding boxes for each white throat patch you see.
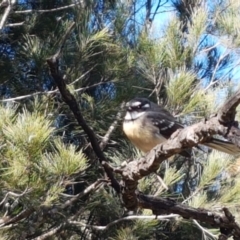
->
[124,111,145,121]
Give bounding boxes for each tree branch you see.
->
[0,0,16,32]
[0,207,34,226]
[218,88,240,124]
[14,1,85,14]
[31,223,65,240]
[69,214,178,231]
[138,194,240,238]
[46,23,120,193]
[61,179,106,208]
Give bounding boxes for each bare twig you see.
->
[69,214,178,231]
[99,102,125,150]
[151,0,168,23]
[0,188,32,207]
[207,51,230,91]
[31,223,65,240]
[61,179,106,208]
[69,65,96,86]
[0,207,34,226]
[5,21,24,27]
[0,0,16,32]
[0,78,107,103]
[46,58,120,192]
[74,81,109,93]
[0,89,57,102]
[193,219,218,239]
[15,1,84,14]
[53,22,75,60]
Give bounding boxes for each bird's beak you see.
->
[124,102,131,111]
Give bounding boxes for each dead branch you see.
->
[138,194,240,239]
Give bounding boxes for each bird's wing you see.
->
[145,111,184,140]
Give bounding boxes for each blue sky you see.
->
[135,0,240,88]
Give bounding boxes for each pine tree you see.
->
[0,0,240,239]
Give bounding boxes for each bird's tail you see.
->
[203,138,240,155]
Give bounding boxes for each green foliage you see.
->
[0,104,17,132]
[188,192,208,208]
[20,34,51,66]
[1,0,240,239]
[199,152,232,188]
[219,178,240,204]
[42,139,88,176]
[164,166,184,187]
[166,70,203,114]
[110,227,138,240]
[3,109,53,153]
[217,0,240,46]
[0,103,88,205]
[164,17,188,70]
[187,7,208,52]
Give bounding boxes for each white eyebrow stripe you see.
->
[131,101,142,107]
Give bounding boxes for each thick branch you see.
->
[138,194,240,239]
[218,88,240,123]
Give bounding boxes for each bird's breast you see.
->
[123,120,166,153]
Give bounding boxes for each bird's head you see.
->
[124,98,151,121]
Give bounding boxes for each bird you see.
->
[122,97,240,156]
